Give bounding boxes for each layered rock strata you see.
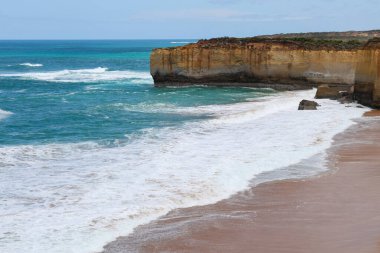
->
[151,35,380,108]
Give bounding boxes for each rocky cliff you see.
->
[150,32,380,108]
[354,39,380,107]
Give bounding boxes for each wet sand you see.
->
[364,110,380,117]
[103,116,380,253]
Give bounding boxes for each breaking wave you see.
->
[0,109,12,121]
[170,41,192,44]
[0,67,153,83]
[0,89,369,253]
[19,63,43,67]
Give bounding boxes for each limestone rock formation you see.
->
[150,31,380,108]
[315,85,344,99]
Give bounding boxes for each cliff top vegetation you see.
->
[195,37,366,50]
[189,30,380,50]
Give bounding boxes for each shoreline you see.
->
[103,114,380,253]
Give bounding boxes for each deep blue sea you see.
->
[0,40,366,253]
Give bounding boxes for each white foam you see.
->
[0,67,153,83]
[0,89,369,253]
[19,63,43,67]
[170,41,192,44]
[0,108,12,121]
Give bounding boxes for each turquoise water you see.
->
[0,40,273,145]
[0,40,368,253]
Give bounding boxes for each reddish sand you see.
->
[103,116,380,253]
[364,110,380,117]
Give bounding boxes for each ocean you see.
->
[0,40,368,253]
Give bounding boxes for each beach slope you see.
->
[103,115,380,253]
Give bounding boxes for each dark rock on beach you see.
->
[298,100,320,110]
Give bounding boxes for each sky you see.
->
[1,0,379,39]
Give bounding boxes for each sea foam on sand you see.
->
[0,89,369,253]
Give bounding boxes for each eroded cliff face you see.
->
[354,42,380,107]
[150,39,380,108]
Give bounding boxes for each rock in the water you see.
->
[338,91,354,104]
[315,85,342,99]
[316,84,354,103]
[298,100,320,110]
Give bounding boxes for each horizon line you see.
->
[0,38,200,41]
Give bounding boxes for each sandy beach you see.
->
[103,114,380,253]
